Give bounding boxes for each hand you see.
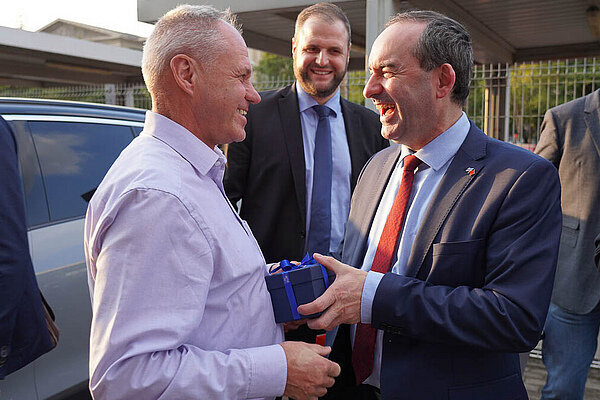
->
[280,341,340,400]
[297,253,367,331]
[283,319,308,333]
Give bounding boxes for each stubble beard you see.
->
[294,63,346,100]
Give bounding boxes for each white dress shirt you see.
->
[85,111,286,399]
[357,112,470,387]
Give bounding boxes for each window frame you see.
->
[3,114,144,229]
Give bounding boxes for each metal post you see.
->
[504,65,511,142]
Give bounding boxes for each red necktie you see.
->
[352,154,422,385]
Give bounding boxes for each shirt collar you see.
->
[140,111,226,177]
[402,112,470,171]
[296,82,341,118]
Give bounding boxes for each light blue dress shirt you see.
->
[356,112,470,388]
[85,111,286,399]
[297,84,352,254]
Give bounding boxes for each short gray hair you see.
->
[386,10,473,106]
[141,4,241,94]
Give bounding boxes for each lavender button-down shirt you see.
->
[85,111,286,399]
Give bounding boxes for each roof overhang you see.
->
[0,26,143,86]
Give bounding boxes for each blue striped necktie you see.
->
[306,105,332,255]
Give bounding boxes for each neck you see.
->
[408,106,464,150]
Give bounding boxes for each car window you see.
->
[9,120,50,228]
[29,121,134,222]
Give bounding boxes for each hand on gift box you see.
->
[297,253,367,332]
[280,341,340,400]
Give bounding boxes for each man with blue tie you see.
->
[224,2,387,344]
[299,10,562,400]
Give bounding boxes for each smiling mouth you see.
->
[236,109,247,116]
[311,69,332,75]
[376,103,396,117]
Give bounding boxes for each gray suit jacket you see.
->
[535,89,600,314]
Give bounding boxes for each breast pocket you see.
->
[560,214,579,248]
[429,239,485,287]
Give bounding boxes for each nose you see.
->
[315,50,328,66]
[247,82,261,104]
[363,73,380,100]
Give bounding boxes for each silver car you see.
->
[0,98,145,400]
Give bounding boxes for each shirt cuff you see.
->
[361,271,384,324]
[244,344,287,398]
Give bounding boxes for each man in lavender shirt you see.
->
[84,5,340,400]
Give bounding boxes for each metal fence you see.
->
[3,58,600,146]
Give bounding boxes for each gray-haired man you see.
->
[84,5,339,400]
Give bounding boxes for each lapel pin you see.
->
[465,167,476,176]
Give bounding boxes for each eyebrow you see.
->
[370,61,398,71]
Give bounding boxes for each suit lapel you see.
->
[404,123,487,278]
[348,145,402,267]
[278,84,308,225]
[340,98,361,189]
[584,89,600,159]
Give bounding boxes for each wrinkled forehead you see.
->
[368,21,425,65]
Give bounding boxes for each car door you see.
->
[0,114,141,399]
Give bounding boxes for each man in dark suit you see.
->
[0,115,54,379]
[224,3,387,266]
[535,89,600,400]
[299,11,562,400]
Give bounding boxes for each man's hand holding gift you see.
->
[297,253,367,331]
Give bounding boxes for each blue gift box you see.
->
[266,258,336,323]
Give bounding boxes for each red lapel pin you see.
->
[465,167,476,176]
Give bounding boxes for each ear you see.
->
[291,36,297,57]
[436,63,456,100]
[170,54,197,96]
[346,42,352,63]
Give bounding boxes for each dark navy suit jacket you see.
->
[330,123,562,399]
[224,84,387,264]
[0,115,52,379]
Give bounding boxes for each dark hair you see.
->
[294,2,351,47]
[387,10,473,106]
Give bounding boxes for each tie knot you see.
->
[403,154,422,173]
[313,105,331,119]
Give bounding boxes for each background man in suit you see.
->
[225,2,387,344]
[535,89,600,400]
[299,11,562,400]
[0,115,54,379]
[224,2,387,265]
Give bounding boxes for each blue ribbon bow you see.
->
[270,253,331,320]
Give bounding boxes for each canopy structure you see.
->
[138,0,600,70]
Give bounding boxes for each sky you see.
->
[0,0,154,37]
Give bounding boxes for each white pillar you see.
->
[124,86,135,108]
[364,0,396,110]
[104,83,116,105]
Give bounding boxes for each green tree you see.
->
[254,52,293,79]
